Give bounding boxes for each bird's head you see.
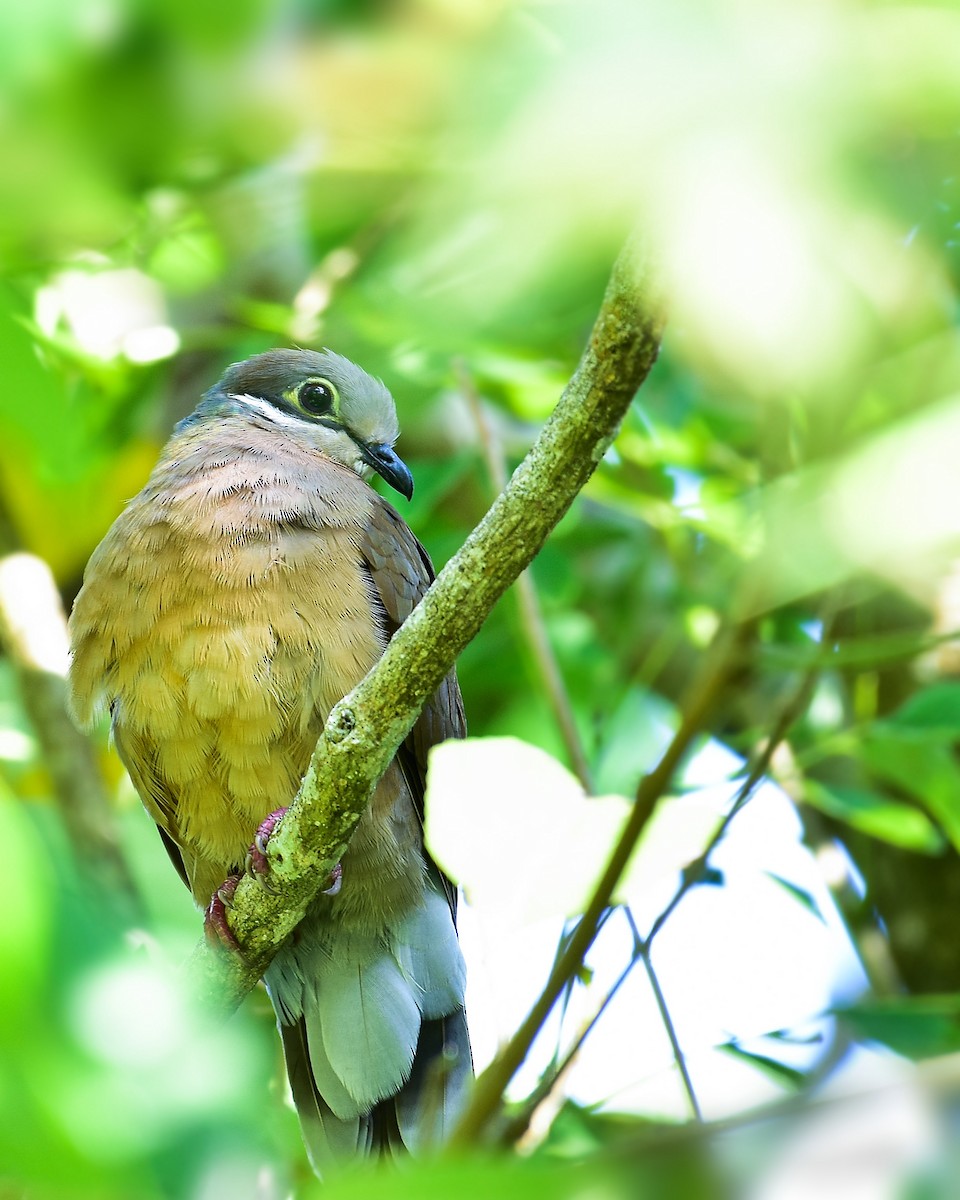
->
[198,348,414,500]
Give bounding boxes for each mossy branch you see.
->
[190,234,666,1012]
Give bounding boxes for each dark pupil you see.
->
[299,381,333,415]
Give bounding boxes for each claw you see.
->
[204,873,240,951]
[245,807,289,891]
[244,806,343,902]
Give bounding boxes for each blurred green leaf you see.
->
[837,996,960,1059]
[0,782,53,1014]
[593,686,676,798]
[802,780,944,852]
[861,735,960,853]
[887,683,960,736]
[301,1155,634,1200]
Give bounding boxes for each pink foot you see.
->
[245,807,289,891]
[245,807,342,898]
[204,874,240,951]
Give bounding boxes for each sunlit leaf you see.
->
[425,736,628,924]
[426,737,727,924]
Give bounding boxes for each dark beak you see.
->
[359,441,414,500]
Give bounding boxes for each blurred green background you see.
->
[4,0,960,1196]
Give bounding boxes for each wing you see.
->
[279,501,471,1167]
[112,719,191,889]
[360,498,467,772]
[359,499,466,908]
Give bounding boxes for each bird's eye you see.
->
[296,378,339,417]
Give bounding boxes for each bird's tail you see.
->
[264,884,471,1175]
[278,1005,471,1169]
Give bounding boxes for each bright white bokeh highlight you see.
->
[35,264,179,363]
[0,553,71,676]
[72,961,186,1069]
[64,958,266,1159]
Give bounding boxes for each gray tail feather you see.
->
[394,1007,472,1150]
[280,1007,472,1176]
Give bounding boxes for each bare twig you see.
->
[640,947,702,1121]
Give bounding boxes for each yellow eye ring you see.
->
[295,377,339,417]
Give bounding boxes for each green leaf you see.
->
[691,864,725,888]
[764,1028,825,1046]
[763,872,826,923]
[887,683,960,736]
[718,1041,807,1089]
[837,996,960,1060]
[593,686,677,799]
[861,735,960,853]
[802,780,943,852]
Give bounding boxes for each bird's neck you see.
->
[146,416,375,537]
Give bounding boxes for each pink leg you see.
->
[245,807,289,890]
[204,874,240,951]
[245,807,342,897]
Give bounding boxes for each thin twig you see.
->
[640,947,702,1121]
[459,362,593,790]
[498,929,640,1146]
[645,616,834,949]
[498,605,840,1145]
[449,617,752,1146]
[624,904,702,1122]
[549,908,617,1067]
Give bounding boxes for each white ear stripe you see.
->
[230,392,307,429]
[231,391,371,481]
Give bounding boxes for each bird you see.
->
[67,348,471,1172]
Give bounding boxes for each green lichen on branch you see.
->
[190,233,666,1012]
